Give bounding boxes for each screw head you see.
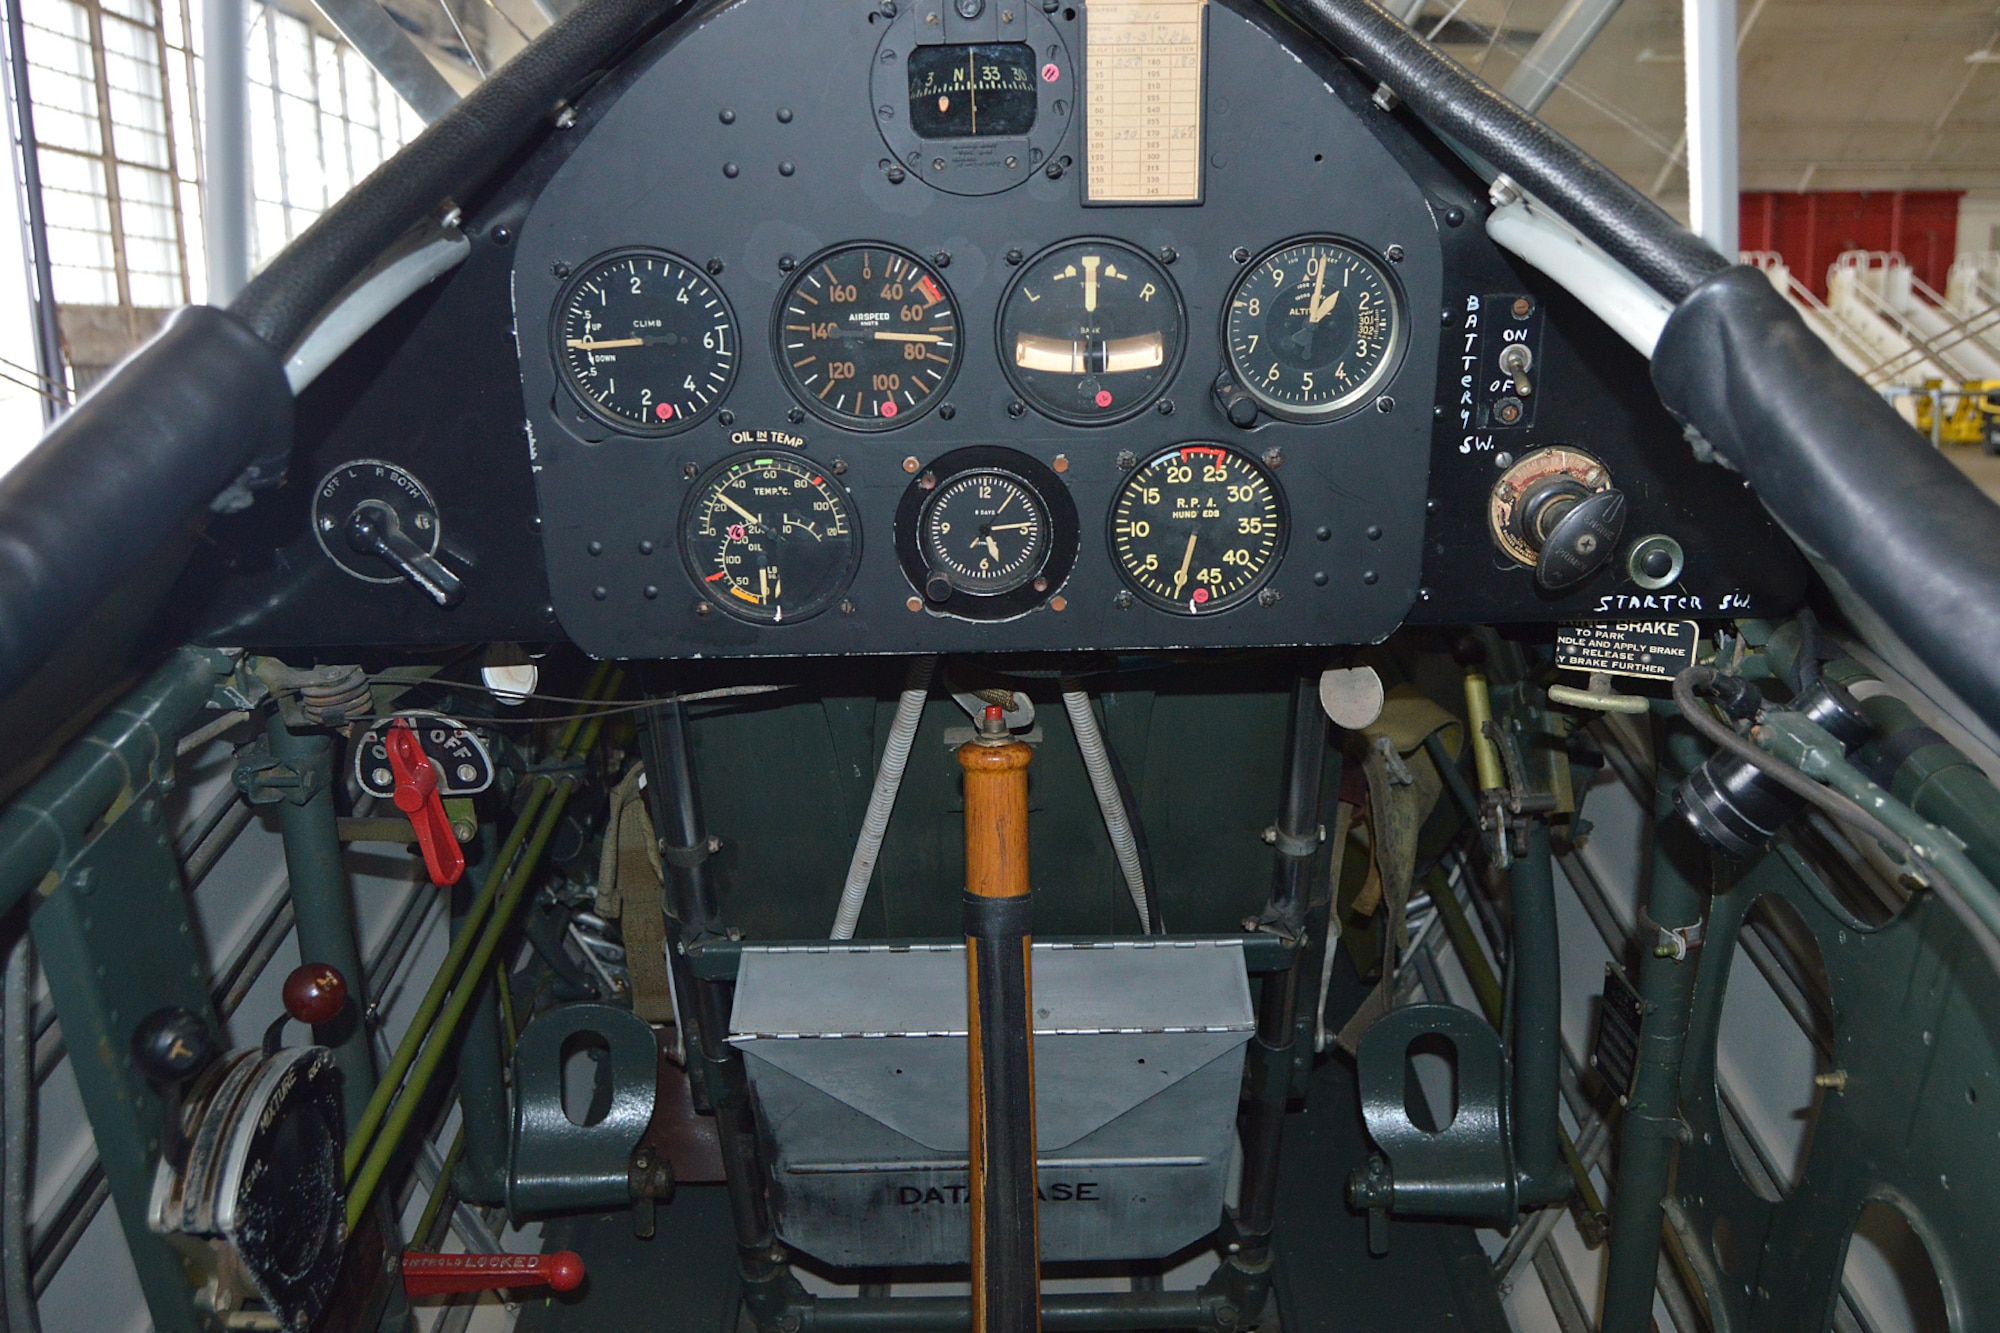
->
[723,162,740,178]
[788,406,805,423]
[1363,570,1379,585]
[1117,450,1137,469]
[684,463,700,479]
[588,540,603,555]
[644,585,659,599]
[932,158,946,172]
[779,161,796,176]
[1157,398,1174,416]
[887,166,906,184]
[1366,525,1382,540]
[1313,571,1328,586]
[490,225,512,245]
[906,595,923,612]
[719,409,735,426]
[932,250,951,268]
[903,456,921,473]
[1258,588,1280,607]
[839,598,856,614]
[1386,244,1405,262]
[777,107,794,123]
[1051,454,1069,473]
[551,260,571,279]
[1232,246,1251,263]
[1513,297,1533,318]
[919,470,937,490]
[1033,576,1048,593]
[939,403,956,420]
[1042,159,1060,178]
[719,107,736,124]
[706,257,726,275]
[1159,246,1177,264]
[592,586,608,600]
[1006,248,1025,265]
[695,601,712,617]
[1376,395,1395,414]
[1114,589,1135,609]
[1049,595,1067,612]
[1008,400,1027,418]
[1262,446,1284,469]
[639,539,654,554]
[1494,451,1514,469]
[833,458,848,474]
[1445,206,1466,227]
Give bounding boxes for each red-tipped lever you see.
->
[383,719,466,887]
[400,1251,585,1298]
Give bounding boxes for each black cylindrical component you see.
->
[1234,675,1327,1248]
[637,695,782,1277]
[1675,678,1873,856]
[965,893,1039,1333]
[1507,820,1564,1204]
[1274,0,1726,302]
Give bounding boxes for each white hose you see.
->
[1061,687,1153,934]
[831,656,936,939]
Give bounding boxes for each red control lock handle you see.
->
[383,719,466,887]
[401,1250,585,1297]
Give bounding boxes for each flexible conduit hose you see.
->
[831,657,936,940]
[4,930,39,1333]
[1061,687,1153,934]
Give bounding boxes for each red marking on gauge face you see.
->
[1095,389,1113,408]
[1192,587,1211,605]
[918,276,943,303]
[705,570,726,582]
[1181,446,1224,461]
[1042,62,1060,82]
[812,475,823,484]
[881,399,898,418]
[728,523,747,541]
[654,402,675,421]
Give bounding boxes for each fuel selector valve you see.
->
[1488,447,1627,592]
[311,460,464,607]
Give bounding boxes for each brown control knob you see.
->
[283,963,349,1027]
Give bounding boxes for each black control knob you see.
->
[1212,377,1260,429]
[133,1007,216,1084]
[925,570,955,603]
[1512,476,1626,592]
[346,501,465,607]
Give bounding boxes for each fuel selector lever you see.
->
[1488,447,1627,592]
[312,460,464,606]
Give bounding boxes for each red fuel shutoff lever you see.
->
[383,719,465,887]
[401,1251,585,1298]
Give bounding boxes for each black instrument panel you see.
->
[166,0,1807,656]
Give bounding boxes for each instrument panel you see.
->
[514,0,1444,659]
[166,0,1809,656]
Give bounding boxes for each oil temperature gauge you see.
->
[997,239,1185,424]
[681,452,860,624]
[896,447,1077,620]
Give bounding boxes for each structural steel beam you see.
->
[307,0,461,124]
[203,0,249,300]
[1498,0,1626,114]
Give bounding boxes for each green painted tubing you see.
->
[0,647,235,914]
[268,716,376,1132]
[340,778,551,1178]
[341,662,612,1177]
[345,770,574,1230]
[413,1127,467,1251]
[1509,820,1567,1205]
[344,696,617,1231]
[1599,727,1708,1333]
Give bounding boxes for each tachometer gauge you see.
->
[1110,444,1286,614]
[775,245,960,429]
[895,447,1077,621]
[554,249,737,435]
[1223,238,1402,421]
[681,453,859,623]
[997,239,1184,425]
[920,470,1049,596]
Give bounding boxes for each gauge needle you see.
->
[1082,254,1101,313]
[1307,271,1340,325]
[871,332,943,343]
[567,337,646,349]
[973,535,1002,562]
[719,494,762,527]
[1172,531,1197,598]
[988,522,1035,532]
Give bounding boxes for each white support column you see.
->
[202,0,248,303]
[1683,0,1739,254]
